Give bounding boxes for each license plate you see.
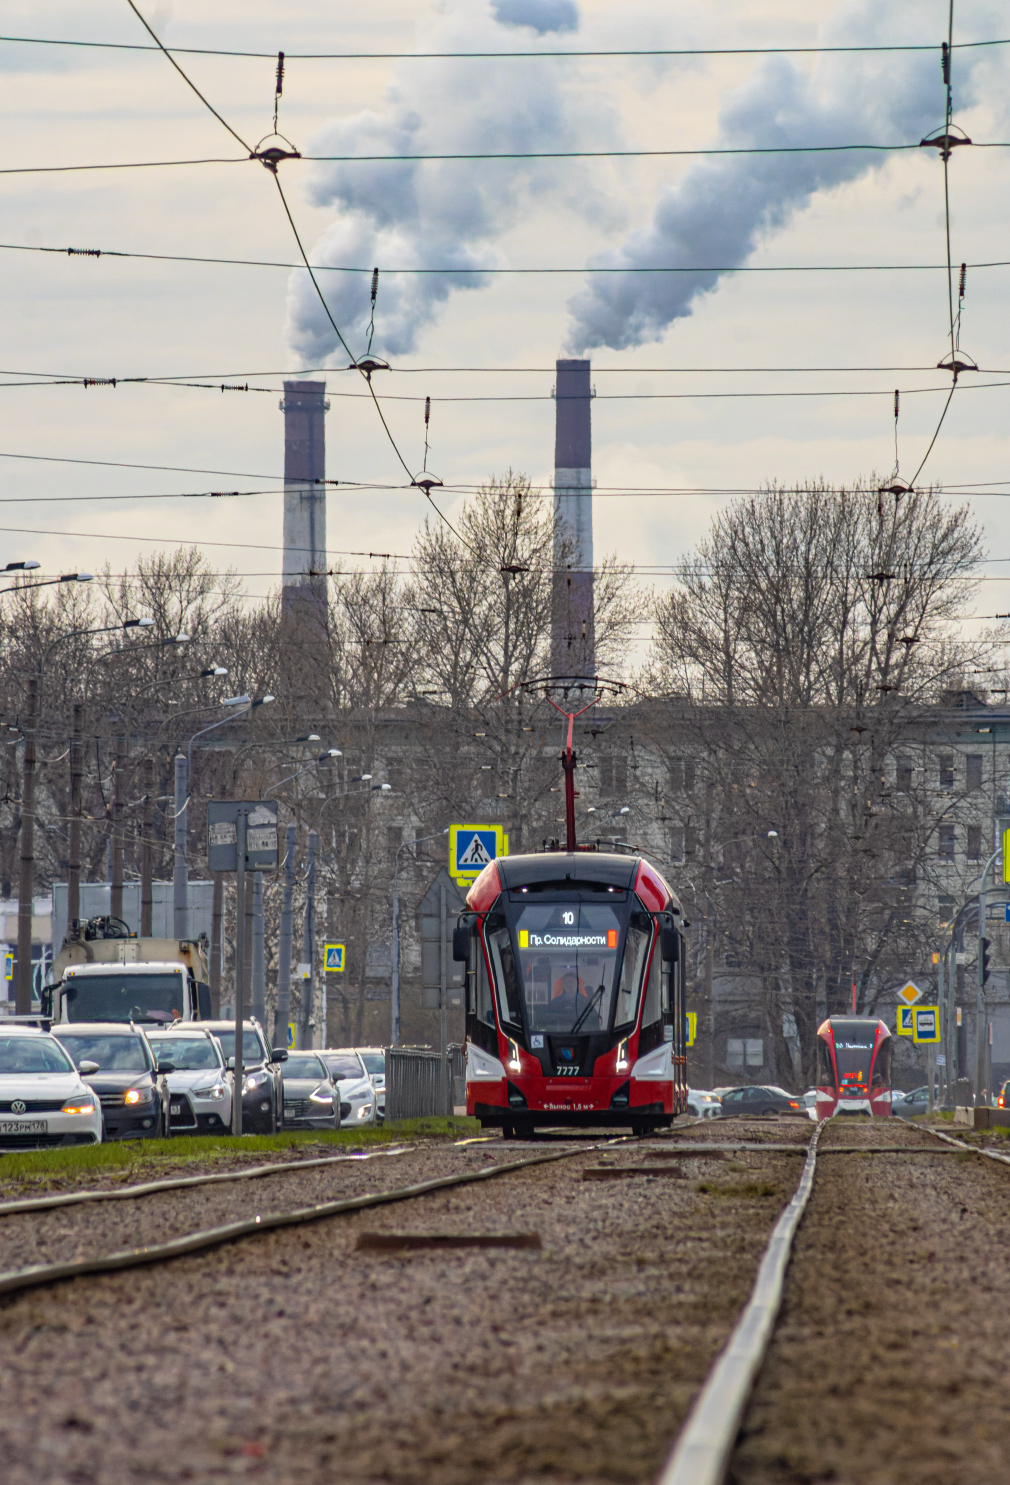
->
[284,1106,295,1116]
[555,1066,581,1077]
[0,1119,46,1134]
[170,1103,182,1115]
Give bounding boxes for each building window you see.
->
[939,755,955,788]
[966,754,983,792]
[726,1037,764,1070]
[998,793,1010,819]
[896,759,913,791]
[938,823,956,859]
[668,826,685,862]
[938,894,955,928]
[967,825,982,862]
[598,755,629,794]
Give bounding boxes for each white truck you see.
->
[43,917,211,1026]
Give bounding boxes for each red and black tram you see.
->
[458,850,688,1136]
[815,1016,892,1119]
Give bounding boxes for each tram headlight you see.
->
[615,1038,629,1073]
[506,1039,522,1074]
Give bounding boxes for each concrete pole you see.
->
[299,831,318,1048]
[440,879,448,1115]
[251,870,266,1027]
[210,873,223,1015]
[173,753,188,941]
[977,877,988,1104]
[110,744,124,924]
[232,811,246,1136]
[275,824,295,1049]
[551,358,594,685]
[140,756,154,937]
[67,701,83,939]
[391,873,401,1048]
[16,674,38,1014]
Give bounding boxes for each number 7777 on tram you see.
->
[453,850,689,1138]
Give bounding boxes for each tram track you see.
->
[660,1114,1010,1485]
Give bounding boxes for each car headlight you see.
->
[124,1087,154,1106]
[356,1103,373,1118]
[62,1095,96,1115]
[242,1070,269,1091]
[309,1087,334,1106]
[194,1083,227,1101]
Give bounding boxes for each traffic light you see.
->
[981,937,993,986]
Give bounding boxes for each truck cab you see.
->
[44,917,211,1026]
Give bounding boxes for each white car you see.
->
[320,1050,376,1128]
[0,1026,103,1148]
[687,1088,722,1119]
[146,1028,233,1135]
[356,1046,386,1122]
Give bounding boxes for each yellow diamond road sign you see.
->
[897,981,923,1007]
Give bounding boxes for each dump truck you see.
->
[43,916,211,1026]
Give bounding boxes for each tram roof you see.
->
[468,851,683,918]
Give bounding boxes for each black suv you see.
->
[189,1019,286,1133]
[719,1085,802,1116]
[53,1023,170,1140]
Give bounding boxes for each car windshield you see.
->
[359,1052,385,1077]
[0,1036,74,1075]
[56,1033,151,1072]
[487,893,648,1036]
[147,1037,221,1070]
[214,1029,266,1067]
[63,972,184,1023]
[325,1055,363,1081]
[283,1055,327,1081]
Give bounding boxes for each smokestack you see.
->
[551,358,594,682]
[281,380,329,625]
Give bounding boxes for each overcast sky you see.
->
[3,0,1010,658]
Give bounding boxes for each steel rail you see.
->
[923,1123,1010,1164]
[0,1143,416,1218]
[657,1122,824,1485]
[0,1141,610,1299]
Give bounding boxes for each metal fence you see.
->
[385,1045,466,1120]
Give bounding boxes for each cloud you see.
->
[491,0,579,33]
[285,0,591,362]
[565,6,991,352]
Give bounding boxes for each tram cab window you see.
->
[638,944,666,1054]
[816,1037,835,1086]
[871,1037,891,1088]
[614,923,650,1029]
[472,937,495,1029]
[486,919,523,1029]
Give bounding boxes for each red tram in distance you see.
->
[458,851,688,1137]
[815,1016,892,1119]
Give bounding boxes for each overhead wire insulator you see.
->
[366,267,379,353]
[941,41,950,85]
[273,51,285,132]
[959,262,967,299]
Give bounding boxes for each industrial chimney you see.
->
[280,380,329,632]
[551,358,595,683]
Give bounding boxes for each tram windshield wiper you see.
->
[569,984,605,1035]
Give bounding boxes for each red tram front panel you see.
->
[815,1016,892,1119]
[461,851,688,1133]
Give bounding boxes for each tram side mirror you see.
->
[452,922,470,963]
[660,925,679,961]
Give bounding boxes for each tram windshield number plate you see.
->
[555,1066,581,1076]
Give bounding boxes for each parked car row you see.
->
[687,1084,805,1118]
[0,1022,388,1149]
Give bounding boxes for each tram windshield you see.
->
[827,1019,880,1082]
[486,896,650,1036]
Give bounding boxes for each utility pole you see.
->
[440,878,449,1114]
[110,743,125,923]
[299,831,318,1048]
[251,870,266,1027]
[391,873,401,1048]
[68,701,83,939]
[275,824,295,1048]
[16,674,37,1014]
[210,873,223,1015]
[977,868,989,1105]
[232,811,247,1136]
[140,757,154,936]
[173,753,188,940]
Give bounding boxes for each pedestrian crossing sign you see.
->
[324,943,345,972]
[2,953,11,982]
[686,1012,697,1048]
[449,824,508,886]
[896,1005,915,1036]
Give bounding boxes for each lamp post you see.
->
[391,829,449,1048]
[17,606,175,1012]
[177,692,274,941]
